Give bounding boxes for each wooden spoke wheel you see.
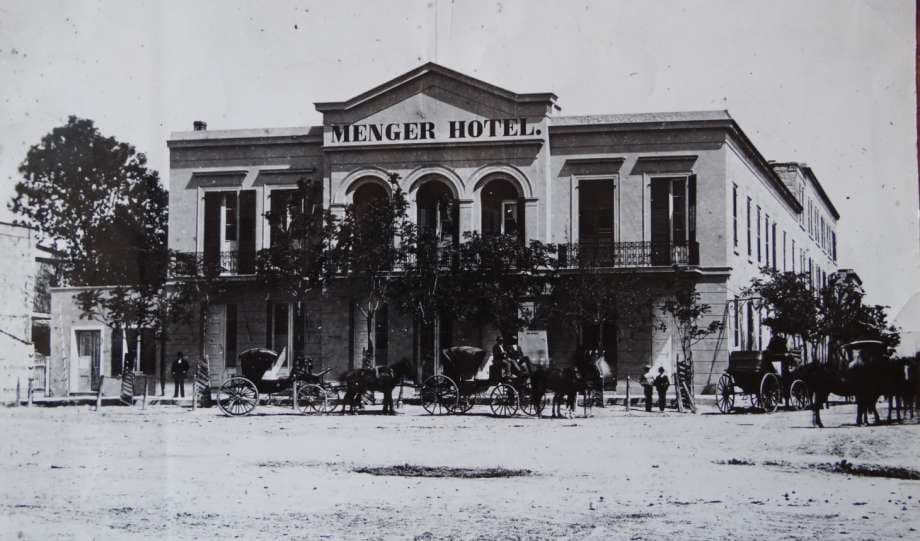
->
[716,373,734,414]
[759,373,781,413]
[294,381,327,415]
[519,387,541,416]
[790,379,811,410]
[421,375,459,415]
[531,393,551,416]
[489,383,519,417]
[455,392,476,414]
[217,377,259,417]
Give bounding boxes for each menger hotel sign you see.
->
[326,118,542,145]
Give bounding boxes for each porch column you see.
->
[524,198,540,243]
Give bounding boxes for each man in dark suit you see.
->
[654,367,670,412]
[171,352,189,398]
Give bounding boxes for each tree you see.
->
[818,273,900,364]
[447,232,556,339]
[10,116,174,391]
[10,116,166,286]
[743,269,820,361]
[256,178,337,361]
[547,269,657,365]
[657,279,724,391]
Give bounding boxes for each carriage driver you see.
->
[492,335,511,378]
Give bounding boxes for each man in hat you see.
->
[639,365,655,412]
[171,351,189,398]
[492,335,508,378]
[654,366,670,412]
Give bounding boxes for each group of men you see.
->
[640,365,670,412]
[491,335,529,378]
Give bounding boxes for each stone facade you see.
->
[50,63,843,395]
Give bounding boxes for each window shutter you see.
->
[238,190,256,274]
[111,327,123,377]
[688,174,698,264]
[203,192,222,272]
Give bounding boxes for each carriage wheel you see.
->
[294,382,327,415]
[421,375,459,415]
[716,374,734,414]
[531,394,551,416]
[490,384,519,417]
[519,388,541,416]
[790,379,811,410]
[759,373,781,413]
[456,392,476,414]
[217,377,259,417]
[321,387,344,414]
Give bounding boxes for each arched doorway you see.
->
[414,178,458,380]
[480,177,523,240]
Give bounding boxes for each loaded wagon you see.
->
[716,351,810,413]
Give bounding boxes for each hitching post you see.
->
[192,362,197,411]
[95,376,104,410]
[293,382,298,411]
[625,376,630,411]
[15,378,20,407]
[673,372,684,413]
[27,378,33,407]
[142,377,148,410]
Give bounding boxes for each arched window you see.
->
[416,179,458,244]
[352,181,389,212]
[480,177,522,240]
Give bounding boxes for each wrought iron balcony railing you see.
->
[171,251,243,278]
[557,240,698,269]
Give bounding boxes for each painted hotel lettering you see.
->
[329,118,540,144]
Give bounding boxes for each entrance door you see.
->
[75,330,101,392]
[582,322,617,379]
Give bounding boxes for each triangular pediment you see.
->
[316,63,557,124]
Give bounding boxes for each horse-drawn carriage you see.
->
[419,346,541,417]
[716,351,811,413]
[216,348,341,416]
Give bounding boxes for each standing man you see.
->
[171,351,189,398]
[654,367,670,412]
[492,336,507,378]
[640,365,654,412]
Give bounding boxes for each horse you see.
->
[792,344,900,428]
[529,354,600,418]
[340,357,413,415]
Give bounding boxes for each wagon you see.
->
[420,346,540,417]
[216,348,342,416]
[716,351,810,414]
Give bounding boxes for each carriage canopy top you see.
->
[441,347,491,381]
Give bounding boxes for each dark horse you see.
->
[529,353,600,418]
[340,357,413,415]
[791,341,898,427]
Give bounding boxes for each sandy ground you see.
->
[1,400,919,540]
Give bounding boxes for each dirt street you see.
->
[1,402,919,540]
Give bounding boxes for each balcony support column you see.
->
[524,198,540,243]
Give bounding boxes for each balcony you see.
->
[171,251,243,278]
[557,241,698,269]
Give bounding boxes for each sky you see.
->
[1,0,917,316]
